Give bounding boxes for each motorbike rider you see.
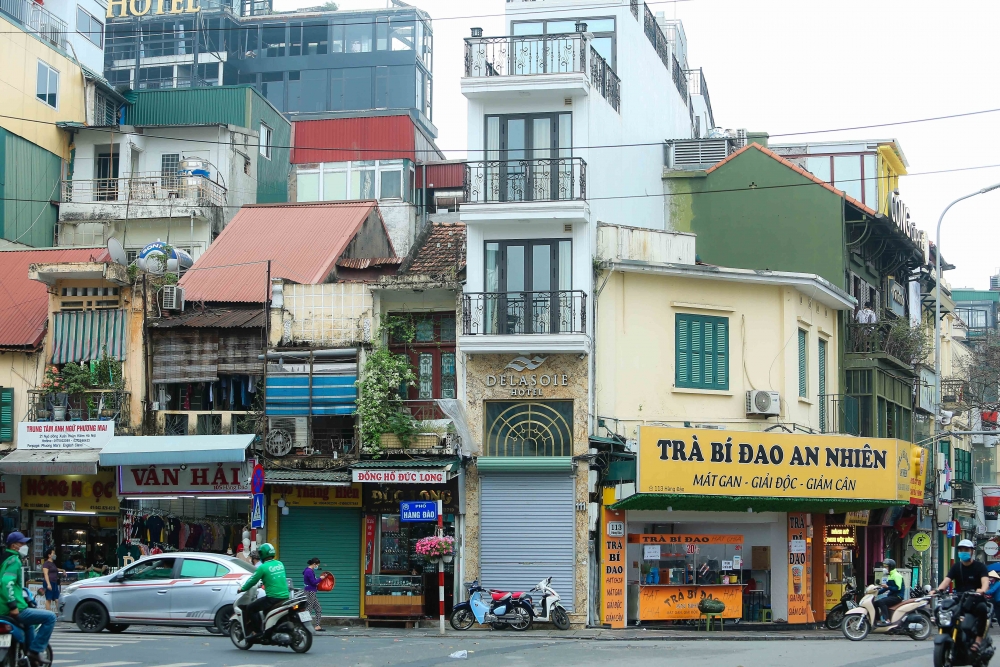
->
[238,543,289,640]
[0,533,56,666]
[937,539,990,654]
[873,559,904,626]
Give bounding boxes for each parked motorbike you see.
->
[229,583,312,653]
[934,591,995,667]
[841,584,932,641]
[825,585,859,630]
[450,581,533,631]
[524,577,570,630]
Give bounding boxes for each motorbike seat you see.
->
[510,592,525,599]
[888,601,910,611]
[491,592,511,602]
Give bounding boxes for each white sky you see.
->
[276,0,1000,290]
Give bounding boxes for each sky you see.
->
[277,0,1000,290]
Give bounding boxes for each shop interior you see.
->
[117,498,249,566]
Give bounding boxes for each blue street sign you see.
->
[400,500,438,522]
[251,492,266,529]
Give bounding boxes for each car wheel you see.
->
[215,605,234,637]
[106,624,130,634]
[75,601,109,633]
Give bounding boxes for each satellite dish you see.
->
[107,238,128,266]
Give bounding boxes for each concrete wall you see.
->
[0,350,45,449]
[42,0,107,73]
[271,282,374,347]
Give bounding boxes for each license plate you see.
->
[0,635,11,647]
[298,611,312,622]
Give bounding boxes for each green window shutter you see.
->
[0,388,12,443]
[818,339,827,431]
[676,314,728,390]
[798,329,807,398]
[939,440,951,468]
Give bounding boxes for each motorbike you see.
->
[229,583,312,653]
[0,589,54,667]
[825,585,859,630]
[524,577,570,630]
[450,581,533,631]
[841,584,932,641]
[934,591,995,667]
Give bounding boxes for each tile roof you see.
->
[149,307,265,329]
[179,201,393,304]
[405,223,466,276]
[336,257,403,270]
[705,143,879,217]
[352,457,461,469]
[0,248,110,349]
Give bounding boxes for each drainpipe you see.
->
[190,210,194,257]
[422,161,428,232]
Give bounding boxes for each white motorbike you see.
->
[842,584,933,641]
[525,577,570,630]
[229,583,313,653]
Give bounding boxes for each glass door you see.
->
[485,239,572,333]
[486,113,572,202]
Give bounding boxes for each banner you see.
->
[22,472,118,512]
[637,427,904,501]
[787,513,811,624]
[270,483,362,508]
[984,487,1000,534]
[118,460,254,496]
[601,508,626,628]
[637,585,743,620]
[18,422,114,450]
[352,469,448,484]
[361,478,459,514]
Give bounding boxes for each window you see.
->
[818,338,828,430]
[179,559,228,578]
[0,388,12,443]
[675,314,728,390]
[123,558,175,580]
[389,312,457,407]
[331,23,344,52]
[259,123,272,159]
[484,400,573,457]
[800,153,880,209]
[262,23,286,57]
[957,307,988,329]
[375,16,388,50]
[350,161,375,199]
[261,72,284,110]
[77,7,103,47]
[296,160,412,202]
[301,22,328,55]
[483,239,574,334]
[95,92,116,126]
[345,19,371,52]
[798,329,808,398]
[36,61,59,108]
[378,161,403,199]
[512,16,616,69]
[161,153,180,189]
[390,20,414,51]
[484,112,574,202]
[955,447,972,482]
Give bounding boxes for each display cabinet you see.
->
[364,575,425,617]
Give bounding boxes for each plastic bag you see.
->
[318,571,335,592]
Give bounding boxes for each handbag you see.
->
[317,572,335,592]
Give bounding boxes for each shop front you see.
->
[606,427,917,626]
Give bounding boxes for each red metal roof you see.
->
[416,162,465,190]
[0,247,110,349]
[178,201,390,304]
[292,115,416,164]
[149,307,265,329]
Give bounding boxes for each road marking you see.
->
[51,661,81,665]
[146,663,206,667]
[69,663,140,667]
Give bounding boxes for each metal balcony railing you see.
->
[463,291,587,336]
[589,46,620,112]
[465,32,588,78]
[0,0,67,50]
[951,479,974,503]
[941,379,969,407]
[685,67,715,129]
[818,394,861,436]
[27,389,131,431]
[845,320,918,365]
[463,157,586,204]
[62,172,227,207]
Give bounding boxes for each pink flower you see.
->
[415,536,454,557]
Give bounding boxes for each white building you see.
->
[458,0,713,624]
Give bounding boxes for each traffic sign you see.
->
[400,500,438,522]
[251,464,265,494]
[251,492,266,529]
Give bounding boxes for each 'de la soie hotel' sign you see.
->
[108,0,199,18]
[637,427,923,502]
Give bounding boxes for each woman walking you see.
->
[302,558,324,632]
[41,548,63,611]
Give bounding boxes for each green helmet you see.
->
[258,543,275,560]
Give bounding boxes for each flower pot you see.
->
[427,556,441,564]
[52,406,67,421]
[410,433,440,450]
[442,554,454,564]
[379,433,402,448]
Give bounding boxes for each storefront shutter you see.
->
[279,507,361,617]
[675,314,728,390]
[479,473,576,611]
[798,329,807,398]
[0,388,12,443]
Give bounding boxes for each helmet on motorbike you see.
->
[958,539,975,550]
[883,559,896,571]
[258,543,275,560]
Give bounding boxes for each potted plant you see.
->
[415,536,455,564]
[39,366,67,420]
[60,363,93,420]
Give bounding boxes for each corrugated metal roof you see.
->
[336,257,402,269]
[125,86,281,129]
[291,115,416,164]
[0,248,109,349]
[178,201,384,304]
[265,470,352,484]
[149,308,265,329]
[352,457,461,469]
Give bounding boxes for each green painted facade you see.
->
[0,128,62,247]
[125,86,290,204]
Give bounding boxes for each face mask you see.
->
[959,551,973,563]
[17,546,28,557]
[882,568,888,574]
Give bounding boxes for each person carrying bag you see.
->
[302,558,327,632]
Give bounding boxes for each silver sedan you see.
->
[59,552,253,633]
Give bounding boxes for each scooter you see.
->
[934,591,995,667]
[229,583,313,653]
[450,581,533,631]
[825,584,859,630]
[524,577,570,630]
[0,589,54,667]
[841,584,932,641]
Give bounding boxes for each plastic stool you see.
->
[701,613,723,631]
[758,608,772,623]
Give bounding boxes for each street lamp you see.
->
[932,182,1000,584]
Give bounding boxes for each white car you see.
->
[59,553,254,634]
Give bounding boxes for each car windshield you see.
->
[227,557,256,573]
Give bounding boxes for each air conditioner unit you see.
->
[746,390,780,416]
[161,285,185,310]
[266,417,307,457]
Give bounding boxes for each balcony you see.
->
[685,67,715,130]
[951,479,974,504]
[463,32,620,111]
[941,379,969,408]
[845,320,921,369]
[818,394,861,436]
[460,290,589,354]
[26,389,132,432]
[461,157,589,224]
[0,0,67,50]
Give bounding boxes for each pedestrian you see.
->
[302,558,324,632]
[41,548,64,612]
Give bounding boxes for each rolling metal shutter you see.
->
[480,473,576,611]
[279,507,361,617]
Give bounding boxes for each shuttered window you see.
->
[818,338,828,430]
[675,314,728,390]
[0,388,12,443]
[798,329,808,398]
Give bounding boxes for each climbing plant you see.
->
[356,316,417,453]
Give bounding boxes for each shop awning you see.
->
[476,456,574,473]
[265,470,352,486]
[99,434,255,466]
[51,309,127,364]
[265,374,357,416]
[352,457,461,471]
[610,494,908,513]
[0,449,101,475]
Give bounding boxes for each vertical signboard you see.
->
[364,515,376,575]
[787,513,809,624]
[601,507,626,628]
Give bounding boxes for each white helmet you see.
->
[958,539,975,549]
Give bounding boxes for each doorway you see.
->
[95,149,120,201]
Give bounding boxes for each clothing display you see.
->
[120,509,249,558]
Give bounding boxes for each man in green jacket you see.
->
[238,543,289,639]
[1,533,55,665]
